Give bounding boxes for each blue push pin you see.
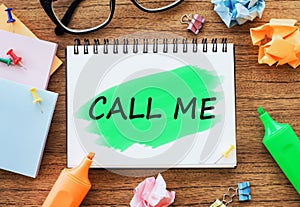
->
[5,8,16,33]
[237,181,251,201]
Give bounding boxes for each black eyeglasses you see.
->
[40,0,184,35]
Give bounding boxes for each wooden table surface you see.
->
[1,0,300,206]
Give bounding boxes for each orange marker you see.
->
[42,152,95,207]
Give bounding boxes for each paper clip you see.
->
[180,14,205,35]
[214,144,235,163]
[5,8,16,33]
[30,88,43,113]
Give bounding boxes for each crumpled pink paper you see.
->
[130,174,175,207]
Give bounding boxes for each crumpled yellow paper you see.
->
[250,19,300,68]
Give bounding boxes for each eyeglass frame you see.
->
[40,0,184,35]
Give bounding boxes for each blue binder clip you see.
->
[237,181,251,201]
[212,181,251,206]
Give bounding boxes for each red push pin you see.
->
[6,49,27,70]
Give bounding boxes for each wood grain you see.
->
[1,0,300,206]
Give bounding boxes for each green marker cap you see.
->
[258,106,285,140]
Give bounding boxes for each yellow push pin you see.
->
[30,87,43,113]
[214,144,235,164]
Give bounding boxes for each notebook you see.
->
[0,4,62,75]
[66,38,236,168]
[0,78,58,178]
[0,30,57,89]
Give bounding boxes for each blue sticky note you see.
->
[0,78,58,178]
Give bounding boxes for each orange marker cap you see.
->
[42,152,95,207]
[67,152,95,183]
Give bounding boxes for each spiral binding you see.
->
[83,39,89,54]
[93,39,99,54]
[73,38,228,55]
[123,39,128,54]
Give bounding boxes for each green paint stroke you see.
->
[76,65,222,151]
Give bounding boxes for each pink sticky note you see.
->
[0,30,57,89]
[0,4,62,76]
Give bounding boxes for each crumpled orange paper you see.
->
[130,173,175,207]
[250,19,300,68]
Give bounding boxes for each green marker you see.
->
[0,57,12,66]
[258,106,300,194]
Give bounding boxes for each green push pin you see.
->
[0,57,12,66]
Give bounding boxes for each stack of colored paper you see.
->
[0,4,60,178]
[0,4,62,74]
